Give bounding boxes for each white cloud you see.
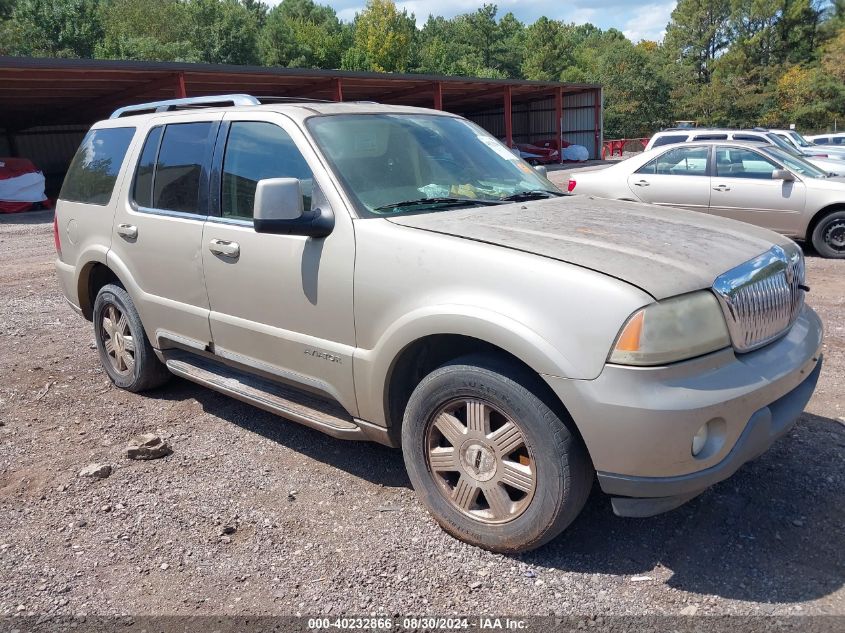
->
[337,6,361,22]
[621,1,675,42]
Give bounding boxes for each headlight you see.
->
[609,291,731,366]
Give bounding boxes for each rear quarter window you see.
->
[59,127,135,205]
[651,135,689,148]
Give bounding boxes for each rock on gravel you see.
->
[126,433,172,460]
[78,463,112,479]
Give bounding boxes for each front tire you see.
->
[401,355,593,553]
[93,284,170,392]
[811,210,845,259]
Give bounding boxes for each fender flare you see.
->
[353,305,577,426]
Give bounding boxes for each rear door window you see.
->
[151,122,213,213]
[637,146,709,176]
[59,127,136,205]
[692,134,727,141]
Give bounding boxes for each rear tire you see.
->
[93,284,170,392]
[811,210,845,259]
[401,354,593,553]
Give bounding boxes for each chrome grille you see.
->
[712,245,805,352]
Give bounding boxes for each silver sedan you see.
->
[570,140,845,258]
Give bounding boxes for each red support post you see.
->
[332,77,343,102]
[175,72,187,98]
[433,81,443,110]
[503,85,513,148]
[554,87,563,164]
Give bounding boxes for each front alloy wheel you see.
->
[426,398,536,524]
[402,355,593,553]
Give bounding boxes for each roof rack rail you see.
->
[110,94,260,118]
[253,96,333,104]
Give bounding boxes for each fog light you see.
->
[692,422,709,456]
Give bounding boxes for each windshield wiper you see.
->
[499,190,563,202]
[374,197,503,211]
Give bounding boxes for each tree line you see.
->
[1,0,843,138]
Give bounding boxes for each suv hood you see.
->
[387,196,790,300]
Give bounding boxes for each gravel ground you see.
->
[0,210,843,619]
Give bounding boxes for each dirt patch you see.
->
[0,210,842,617]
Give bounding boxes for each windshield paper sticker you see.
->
[477,135,520,161]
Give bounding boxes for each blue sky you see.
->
[265,0,677,42]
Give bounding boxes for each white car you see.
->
[570,140,845,258]
[807,132,845,146]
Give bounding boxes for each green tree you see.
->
[414,15,461,74]
[664,0,731,83]
[184,0,260,65]
[495,12,526,78]
[522,18,570,81]
[561,29,672,137]
[96,0,199,62]
[348,0,415,72]
[10,0,104,57]
[0,0,15,19]
[241,0,268,27]
[458,4,498,69]
[413,11,512,78]
[260,0,347,68]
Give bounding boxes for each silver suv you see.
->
[55,95,824,552]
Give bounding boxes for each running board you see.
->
[164,353,367,442]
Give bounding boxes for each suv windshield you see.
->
[307,114,560,217]
[759,146,829,178]
[766,132,802,155]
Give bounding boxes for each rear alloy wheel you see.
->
[93,284,170,392]
[402,355,593,553]
[811,210,845,259]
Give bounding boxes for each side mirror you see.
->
[534,165,548,178]
[772,169,795,181]
[253,178,334,238]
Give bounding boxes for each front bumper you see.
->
[543,305,823,517]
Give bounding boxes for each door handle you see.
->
[208,239,240,259]
[713,185,731,192]
[116,223,137,239]
[633,180,650,187]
